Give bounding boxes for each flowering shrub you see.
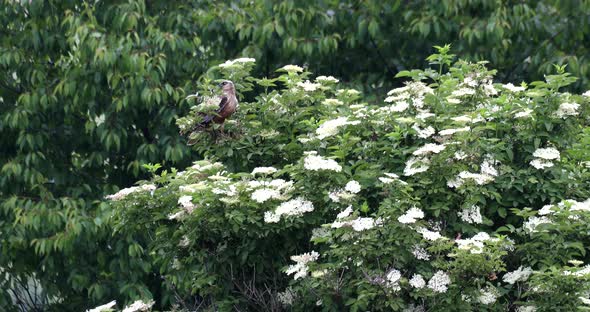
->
[104,47,590,311]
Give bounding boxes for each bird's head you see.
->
[218,80,235,93]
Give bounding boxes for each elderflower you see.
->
[87,301,117,312]
[412,143,446,156]
[336,206,353,219]
[218,57,256,68]
[280,64,303,73]
[251,167,277,175]
[409,274,426,288]
[251,188,281,203]
[458,205,483,224]
[316,75,339,83]
[304,154,342,172]
[105,184,156,201]
[555,102,580,118]
[514,109,533,118]
[265,197,314,223]
[344,180,361,194]
[412,125,436,138]
[438,127,470,136]
[427,271,451,293]
[398,207,425,224]
[122,300,154,312]
[412,245,431,260]
[286,251,319,280]
[403,157,430,176]
[503,83,526,92]
[478,287,499,305]
[322,98,343,106]
[277,288,295,306]
[386,269,402,291]
[523,216,552,233]
[297,80,321,92]
[417,227,442,241]
[316,117,358,139]
[533,147,560,160]
[530,159,554,169]
[178,195,196,213]
[503,266,533,284]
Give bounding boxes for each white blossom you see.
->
[503,83,526,92]
[87,301,117,312]
[281,64,303,72]
[274,197,314,218]
[412,143,446,156]
[316,117,358,139]
[427,271,451,293]
[412,245,431,260]
[264,211,280,223]
[412,125,436,138]
[530,159,554,169]
[122,300,154,312]
[168,210,186,221]
[403,157,430,176]
[351,217,376,231]
[539,204,556,215]
[251,167,277,175]
[409,274,426,288]
[523,216,551,233]
[503,266,533,284]
[386,269,402,291]
[580,297,590,305]
[218,57,256,68]
[178,195,196,213]
[516,306,537,312]
[438,127,470,136]
[297,80,322,92]
[447,97,461,104]
[316,75,339,83]
[398,207,425,224]
[336,206,353,219]
[458,205,483,224]
[456,232,496,254]
[555,102,580,118]
[478,287,498,305]
[583,90,590,97]
[345,180,361,194]
[106,184,156,201]
[251,188,281,203]
[277,288,295,306]
[417,227,442,241]
[533,147,560,160]
[286,251,319,280]
[451,87,475,97]
[304,154,342,172]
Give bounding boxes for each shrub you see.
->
[104,47,590,311]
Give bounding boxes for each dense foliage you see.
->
[1,0,590,311]
[99,48,590,311]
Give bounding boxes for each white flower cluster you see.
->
[329,180,361,202]
[297,80,322,92]
[106,184,156,201]
[516,306,537,312]
[122,299,154,312]
[539,198,590,216]
[280,64,303,72]
[412,143,446,156]
[502,83,526,92]
[530,147,560,169]
[478,287,499,305]
[398,207,425,224]
[316,117,360,139]
[447,158,498,188]
[276,288,295,306]
[409,274,426,289]
[251,166,277,175]
[554,102,580,118]
[403,157,430,176]
[385,81,433,104]
[427,271,451,293]
[438,126,470,136]
[386,269,402,291]
[503,266,533,284]
[379,172,406,185]
[412,124,436,139]
[304,153,342,172]
[87,300,117,312]
[249,179,293,203]
[417,227,442,241]
[332,216,379,231]
[251,188,281,203]
[456,232,497,254]
[315,75,339,83]
[218,57,256,68]
[286,251,319,280]
[412,245,431,260]
[523,216,552,233]
[264,197,314,223]
[458,205,483,224]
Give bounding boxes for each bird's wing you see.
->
[215,95,229,114]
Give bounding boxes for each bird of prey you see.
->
[184,80,238,143]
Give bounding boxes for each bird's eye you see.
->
[222,82,227,85]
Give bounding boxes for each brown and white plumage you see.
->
[186,80,238,136]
